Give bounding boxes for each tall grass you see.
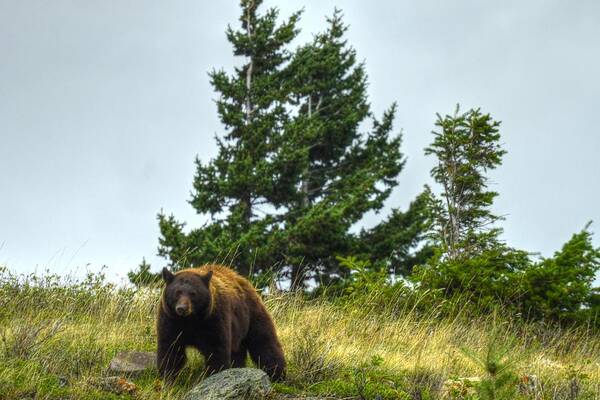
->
[0,266,598,399]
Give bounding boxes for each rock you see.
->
[184,368,271,400]
[108,351,156,375]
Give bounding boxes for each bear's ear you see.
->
[162,267,175,284]
[201,270,213,286]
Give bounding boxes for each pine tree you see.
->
[273,11,406,287]
[417,107,600,326]
[127,258,160,288]
[414,106,528,303]
[424,105,506,260]
[153,5,426,288]
[519,223,600,323]
[157,0,301,276]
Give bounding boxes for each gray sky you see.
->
[1,0,599,283]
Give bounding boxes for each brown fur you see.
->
[157,264,286,381]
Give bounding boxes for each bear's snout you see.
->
[175,297,192,317]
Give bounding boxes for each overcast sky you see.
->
[1,0,598,283]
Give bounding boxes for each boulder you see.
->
[108,351,156,376]
[184,368,271,400]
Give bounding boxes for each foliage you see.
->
[154,3,424,288]
[414,105,515,314]
[516,224,600,325]
[127,258,160,288]
[415,105,599,327]
[424,105,506,259]
[336,256,389,297]
[157,0,302,276]
[461,323,521,400]
[415,206,599,326]
[354,189,434,276]
[413,245,531,311]
[1,268,600,399]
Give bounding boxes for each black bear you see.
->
[157,264,286,381]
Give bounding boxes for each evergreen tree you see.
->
[414,106,528,303]
[157,0,301,276]
[518,224,600,324]
[273,11,406,287]
[153,5,425,289]
[424,106,506,259]
[127,258,160,288]
[416,107,600,327]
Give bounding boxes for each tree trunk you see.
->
[238,1,254,278]
[245,3,253,125]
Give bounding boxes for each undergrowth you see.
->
[0,266,598,399]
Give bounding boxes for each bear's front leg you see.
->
[157,313,187,381]
[195,324,232,376]
[204,346,232,375]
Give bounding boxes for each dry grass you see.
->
[0,267,598,399]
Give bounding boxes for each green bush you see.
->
[516,226,600,325]
[412,225,600,327]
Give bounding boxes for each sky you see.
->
[0,0,598,284]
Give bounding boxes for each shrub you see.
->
[516,226,600,325]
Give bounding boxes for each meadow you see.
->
[0,267,598,400]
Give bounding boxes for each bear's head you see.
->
[161,267,213,318]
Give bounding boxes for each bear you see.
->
[157,264,286,381]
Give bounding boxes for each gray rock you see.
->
[108,351,156,375]
[184,368,271,400]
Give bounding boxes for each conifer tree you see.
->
[519,224,600,323]
[414,106,526,301]
[154,5,426,288]
[273,11,406,287]
[157,0,301,276]
[424,106,506,259]
[417,106,600,326]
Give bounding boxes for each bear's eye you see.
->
[175,290,182,296]
[189,292,196,298]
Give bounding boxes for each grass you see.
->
[0,266,598,399]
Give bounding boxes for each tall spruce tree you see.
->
[153,5,426,288]
[157,0,301,276]
[274,11,406,287]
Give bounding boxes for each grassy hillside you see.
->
[0,267,598,399]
